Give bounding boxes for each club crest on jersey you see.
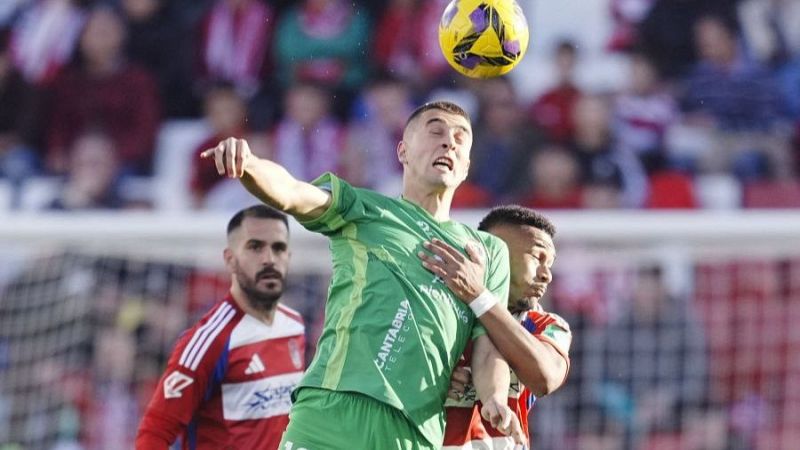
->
[288,339,303,369]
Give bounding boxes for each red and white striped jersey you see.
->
[136,295,305,450]
[443,304,571,450]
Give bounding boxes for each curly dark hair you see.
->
[478,205,556,237]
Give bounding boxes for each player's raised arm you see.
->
[200,137,331,221]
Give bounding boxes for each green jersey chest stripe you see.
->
[322,223,368,389]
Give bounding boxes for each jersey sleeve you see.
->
[471,235,510,340]
[522,310,573,386]
[297,172,368,236]
[135,304,239,449]
[532,312,572,358]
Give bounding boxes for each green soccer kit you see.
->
[280,173,510,448]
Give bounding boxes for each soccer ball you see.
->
[438,0,529,78]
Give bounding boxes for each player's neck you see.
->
[402,185,453,222]
[230,283,277,324]
[510,301,539,316]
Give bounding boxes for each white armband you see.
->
[469,290,498,318]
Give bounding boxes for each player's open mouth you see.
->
[433,157,454,171]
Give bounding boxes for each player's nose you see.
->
[537,265,552,283]
[442,130,458,150]
[261,249,276,264]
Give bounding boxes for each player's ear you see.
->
[223,248,234,271]
[397,140,408,165]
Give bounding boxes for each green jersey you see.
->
[297,173,510,446]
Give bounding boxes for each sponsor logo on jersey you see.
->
[419,283,470,324]
[245,383,295,414]
[222,372,302,420]
[163,371,194,399]
[374,299,411,370]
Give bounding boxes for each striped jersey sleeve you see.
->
[522,307,572,361]
[136,300,241,449]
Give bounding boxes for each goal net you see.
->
[1,211,799,450]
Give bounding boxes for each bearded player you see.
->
[136,205,305,450]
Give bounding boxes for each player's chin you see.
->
[258,278,283,291]
[257,285,283,299]
[438,173,463,188]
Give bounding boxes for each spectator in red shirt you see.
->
[372,0,452,89]
[47,5,160,175]
[529,39,582,144]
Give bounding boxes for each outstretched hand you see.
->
[200,137,252,178]
[480,398,527,446]
[418,238,486,303]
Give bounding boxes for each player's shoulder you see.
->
[193,299,240,327]
[316,172,389,205]
[470,228,509,261]
[521,305,573,354]
[174,299,242,371]
[474,228,504,247]
[178,299,243,349]
[524,305,571,333]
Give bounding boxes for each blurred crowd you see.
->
[2,2,800,449]
[0,0,799,211]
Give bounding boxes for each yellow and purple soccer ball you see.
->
[438,0,529,78]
